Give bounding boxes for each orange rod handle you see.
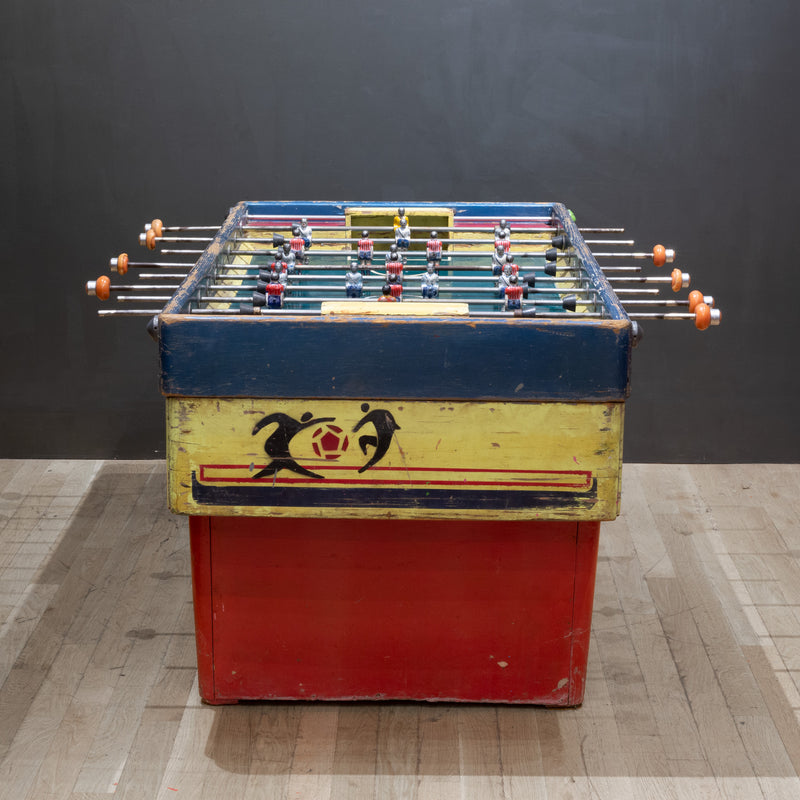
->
[694,302,711,330]
[95,275,111,301]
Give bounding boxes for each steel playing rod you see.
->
[98,283,662,301]
[151,222,626,236]
[242,216,625,232]
[627,312,718,321]
[149,235,630,250]
[255,285,599,297]
[219,250,582,260]
[193,296,588,308]
[98,309,163,316]
[159,248,583,259]
[621,299,694,307]
[138,273,192,279]
[607,276,684,284]
[107,283,600,299]
[592,251,671,259]
[111,261,195,269]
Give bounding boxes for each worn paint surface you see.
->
[167,396,623,520]
[191,515,600,705]
[159,314,632,400]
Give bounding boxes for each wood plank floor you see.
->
[1,460,799,799]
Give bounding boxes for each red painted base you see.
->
[189,515,600,706]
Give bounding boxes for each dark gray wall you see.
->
[2,0,798,461]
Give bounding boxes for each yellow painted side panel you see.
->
[167,397,624,521]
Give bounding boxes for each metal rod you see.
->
[151,235,631,253]
[115,295,175,302]
[592,251,671,259]
[620,299,691,307]
[138,273,192,279]
[607,277,682,284]
[218,250,582,260]
[111,261,195,269]
[276,285,598,296]
[192,296,586,308]
[627,312,700,320]
[98,309,162,316]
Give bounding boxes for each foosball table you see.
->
[87,201,720,705]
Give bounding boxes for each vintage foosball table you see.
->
[88,201,720,705]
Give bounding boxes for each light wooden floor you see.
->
[1,461,800,800]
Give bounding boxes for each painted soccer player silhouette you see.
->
[252,411,334,479]
[352,403,401,473]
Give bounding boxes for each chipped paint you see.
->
[166,396,623,520]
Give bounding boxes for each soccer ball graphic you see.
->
[311,424,349,460]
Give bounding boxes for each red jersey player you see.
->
[504,275,523,310]
[386,273,403,300]
[357,231,374,265]
[290,227,305,263]
[426,230,442,263]
[378,284,397,302]
[266,272,285,309]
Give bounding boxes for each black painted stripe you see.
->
[190,472,598,511]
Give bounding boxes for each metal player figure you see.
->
[386,273,403,300]
[492,244,509,276]
[497,270,514,298]
[270,251,285,274]
[504,274,523,311]
[358,230,374,265]
[395,217,411,250]
[498,257,527,299]
[345,262,363,298]
[421,262,439,298]
[495,218,511,252]
[426,230,442,264]
[298,218,312,249]
[502,254,519,278]
[266,270,285,309]
[290,227,306,264]
[280,242,297,273]
[393,207,406,231]
[385,248,404,283]
[378,283,396,302]
[262,265,288,286]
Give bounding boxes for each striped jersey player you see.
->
[357,231,374,263]
[290,228,305,261]
[426,231,442,262]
